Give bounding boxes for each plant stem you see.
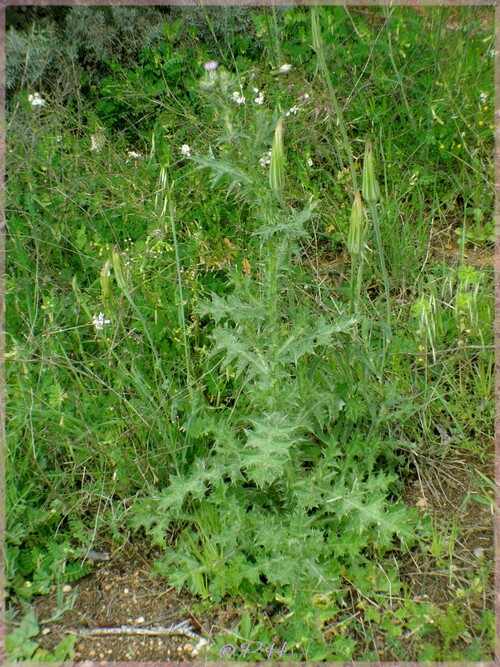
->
[367,200,392,336]
[311,7,358,196]
[168,192,194,400]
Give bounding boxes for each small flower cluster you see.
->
[92,312,111,331]
[28,92,45,107]
[253,87,264,105]
[126,150,142,163]
[231,91,246,105]
[181,144,191,157]
[259,150,272,168]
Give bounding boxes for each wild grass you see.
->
[6,5,494,660]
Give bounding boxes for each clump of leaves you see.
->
[6,612,76,661]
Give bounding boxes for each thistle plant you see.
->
[131,68,420,625]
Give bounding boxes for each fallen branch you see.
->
[70,619,199,640]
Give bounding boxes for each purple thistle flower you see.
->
[204,60,219,71]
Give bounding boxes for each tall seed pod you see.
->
[112,245,128,293]
[362,140,380,204]
[100,259,115,312]
[348,191,365,256]
[269,117,285,199]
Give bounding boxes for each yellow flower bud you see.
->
[348,191,364,256]
[362,140,380,204]
[269,117,285,198]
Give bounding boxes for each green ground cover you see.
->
[6,5,495,661]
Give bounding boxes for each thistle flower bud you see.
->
[269,117,285,198]
[362,140,380,204]
[348,191,364,256]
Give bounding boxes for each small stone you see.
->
[135,616,145,624]
[193,637,208,655]
[123,587,129,594]
[103,584,112,591]
[416,497,428,510]
[62,584,72,593]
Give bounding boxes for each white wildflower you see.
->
[278,63,292,72]
[259,150,272,168]
[286,106,299,117]
[253,87,259,93]
[231,91,246,105]
[181,144,191,157]
[409,171,419,187]
[92,313,111,331]
[90,133,106,153]
[303,93,310,100]
[28,92,46,107]
[479,92,488,103]
[489,49,496,57]
[254,92,264,105]
[307,158,313,167]
[127,150,142,159]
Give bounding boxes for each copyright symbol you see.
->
[219,643,236,658]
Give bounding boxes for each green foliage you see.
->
[6,22,72,93]
[6,493,91,600]
[6,612,77,662]
[64,6,165,70]
[6,6,494,661]
[128,95,424,657]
